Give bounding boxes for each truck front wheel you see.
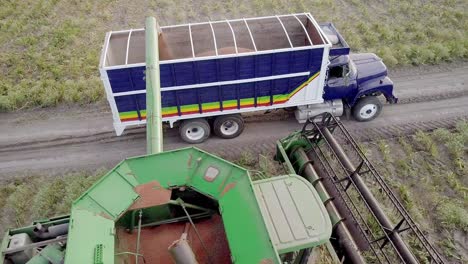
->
[352,96,382,122]
[179,118,211,144]
[213,114,245,139]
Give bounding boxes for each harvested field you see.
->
[1,0,467,110]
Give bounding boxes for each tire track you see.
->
[0,64,467,176]
[2,104,466,178]
[349,115,467,142]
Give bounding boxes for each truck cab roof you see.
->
[329,54,350,67]
[319,22,350,57]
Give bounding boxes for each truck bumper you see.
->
[386,94,398,104]
[381,76,398,104]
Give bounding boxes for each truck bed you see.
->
[99,13,332,135]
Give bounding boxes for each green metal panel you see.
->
[219,174,280,263]
[114,162,140,187]
[72,171,139,219]
[26,244,64,264]
[254,175,332,254]
[0,232,9,262]
[64,210,115,263]
[64,147,281,264]
[125,148,199,187]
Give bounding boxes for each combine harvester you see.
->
[2,15,443,264]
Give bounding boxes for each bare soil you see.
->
[0,64,467,178]
[360,130,468,263]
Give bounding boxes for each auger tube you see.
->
[291,148,366,264]
[145,16,163,154]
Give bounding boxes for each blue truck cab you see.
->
[319,23,397,121]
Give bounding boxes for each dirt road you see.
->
[1,64,467,178]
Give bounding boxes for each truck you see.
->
[99,13,397,144]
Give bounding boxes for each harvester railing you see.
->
[307,141,395,263]
[329,115,444,263]
[288,113,444,263]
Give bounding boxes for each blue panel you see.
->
[163,49,323,88]
[221,84,237,101]
[131,68,146,91]
[137,94,146,110]
[199,87,219,104]
[108,48,325,113]
[197,60,218,83]
[107,67,145,93]
[121,73,312,112]
[218,58,237,81]
[291,50,310,72]
[238,83,255,99]
[177,89,198,105]
[272,78,290,95]
[238,56,255,79]
[330,47,350,56]
[256,54,273,77]
[115,95,137,113]
[161,91,177,108]
[256,80,271,97]
[160,64,174,87]
[308,48,324,74]
[173,62,196,86]
[289,77,307,94]
[272,53,290,75]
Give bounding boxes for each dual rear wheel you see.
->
[179,114,244,144]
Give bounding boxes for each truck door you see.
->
[323,64,356,101]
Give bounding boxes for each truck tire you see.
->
[213,115,245,139]
[179,118,211,144]
[352,96,382,122]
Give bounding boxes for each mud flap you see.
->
[344,105,351,120]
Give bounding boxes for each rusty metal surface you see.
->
[128,181,171,210]
[116,214,231,264]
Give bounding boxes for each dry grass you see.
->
[0,171,103,235]
[232,151,285,180]
[0,0,467,110]
[367,121,468,263]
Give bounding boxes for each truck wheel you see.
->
[213,115,244,139]
[352,96,382,122]
[179,118,210,144]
